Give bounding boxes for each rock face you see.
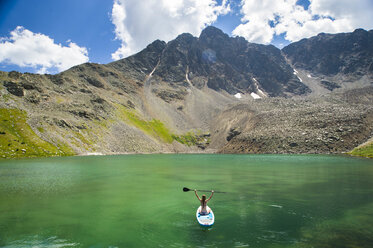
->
[151,26,310,97]
[282,29,373,77]
[0,26,373,158]
[4,81,24,97]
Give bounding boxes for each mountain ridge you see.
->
[0,26,372,158]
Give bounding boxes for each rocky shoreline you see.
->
[217,92,373,155]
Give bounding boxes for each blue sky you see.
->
[0,0,119,72]
[0,0,372,74]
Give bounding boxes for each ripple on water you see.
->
[269,204,283,208]
[257,230,291,244]
[2,235,79,248]
[139,200,195,246]
[234,241,250,247]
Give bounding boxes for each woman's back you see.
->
[195,190,214,214]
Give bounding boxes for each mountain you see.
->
[109,26,310,98]
[282,28,373,94]
[283,29,373,77]
[151,26,310,97]
[0,27,372,158]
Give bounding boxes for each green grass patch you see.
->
[2,94,11,102]
[172,132,198,146]
[0,108,75,159]
[37,126,45,133]
[349,142,373,158]
[116,105,174,143]
[172,131,210,147]
[70,130,95,151]
[115,104,210,146]
[74,131,93,146]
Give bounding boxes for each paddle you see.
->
[183,187,227,193]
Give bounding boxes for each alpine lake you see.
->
[0,154,372,248]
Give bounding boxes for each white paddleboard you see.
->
[196,206,214,226]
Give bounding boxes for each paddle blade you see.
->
[183,187,190,192]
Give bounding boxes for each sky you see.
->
[0,0,372,74]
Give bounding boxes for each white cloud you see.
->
[0,26,89,74]
[233,20,274,44]
[111,0,231,60]
[232,0,373,44]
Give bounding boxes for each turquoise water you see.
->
[0,154,372,247]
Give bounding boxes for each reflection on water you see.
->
[0,154,372,247]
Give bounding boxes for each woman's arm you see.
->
[194,189,201,201]
[206,190,214,202]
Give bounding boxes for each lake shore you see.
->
[1,147,372,160]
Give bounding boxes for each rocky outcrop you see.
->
[4,81,24,97]
[320,80,341,91]
[282,29,373,77]
[108,40,166,81]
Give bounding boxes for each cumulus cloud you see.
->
[232,0,373,44]
[111,0,230,60]
[0,26,89,74]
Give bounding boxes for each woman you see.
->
[195,189,214,215]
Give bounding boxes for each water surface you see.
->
[0,154,372,247]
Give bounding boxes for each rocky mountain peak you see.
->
[199,26,230,47]
[199,26,227,38]
[147,26,308,97]
[283,28,373,76]
[175,33,195,42]
[353,28,367,34]
[146,39,167,52]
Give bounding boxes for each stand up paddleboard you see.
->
[196,206,214,226]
